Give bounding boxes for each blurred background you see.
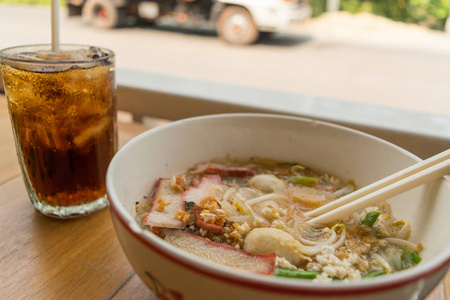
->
[1,0,450,119]
[2,0,449,30]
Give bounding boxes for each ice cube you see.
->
[65,47,106,60]
[86,46,105,59]
[14,51,72,61]
[72,118,110,149]
[15,52,45,61]
[13,47,107,62]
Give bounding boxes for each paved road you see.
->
[1,4,450,116]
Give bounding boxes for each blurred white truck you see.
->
[67,0,311,44]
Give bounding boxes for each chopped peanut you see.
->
[174,209,190,223]
[261,207,280,220]
[199,197,226,226]
[271,219,287,230]
[154,198,170,212]
[200,212,217,224]
[230,231,242,241]
[170,174,188,192]
[200,197,220,211]
[362,234,377,244]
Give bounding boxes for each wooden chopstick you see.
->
[307,149,450,218]
[306,149,450,225]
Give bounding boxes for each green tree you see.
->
[311,0,450,30]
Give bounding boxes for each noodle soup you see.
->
[137,157,422,282]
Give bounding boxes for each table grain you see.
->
[0,94,448,300]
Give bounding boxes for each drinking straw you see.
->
[51,0,60,52]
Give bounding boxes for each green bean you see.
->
[275,268,320,279]
[363,270,386,278]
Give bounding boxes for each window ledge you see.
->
[117,68,449,159]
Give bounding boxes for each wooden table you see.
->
[0,93,448,300]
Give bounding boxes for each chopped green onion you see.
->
[332,276,341,281]
[275,268,320,280]
[401,245,408,259]
[401,247,422,269]
[363,270,386,278]
[361,211,380,228]
[286,176,319,186]
[277,162,299,166]
[321,177,330,184]
[411,251,422,264]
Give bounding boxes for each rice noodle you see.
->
[260,200,281,210]
[285,225,347,256]
[222,188,236,204]
[236,188,261,201]
[218,197,239,215]
[244,193,289,205]
[240,192,296,225]
[294,202,314,214]
[220,187,253,216]
[288,218,323,241]
[226,215,255,223]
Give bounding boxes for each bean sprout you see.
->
[384,238,418,252]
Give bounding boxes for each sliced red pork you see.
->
[183,175,228,233]
[182,175,227,205]
[143,178,186,229]
[193,203,222,233]
[162,229,276,275]
[192,163,255,177]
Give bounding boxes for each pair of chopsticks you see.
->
[307,149,450,225]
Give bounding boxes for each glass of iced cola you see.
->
[0,44,117,218]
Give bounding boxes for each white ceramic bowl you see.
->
[106,114,450,300]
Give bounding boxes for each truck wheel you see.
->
[259,31,274,40]
[67,3,82,16]
[82,0,127,28]
[217,6,259,45]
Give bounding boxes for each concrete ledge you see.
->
[117,68,450,159]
